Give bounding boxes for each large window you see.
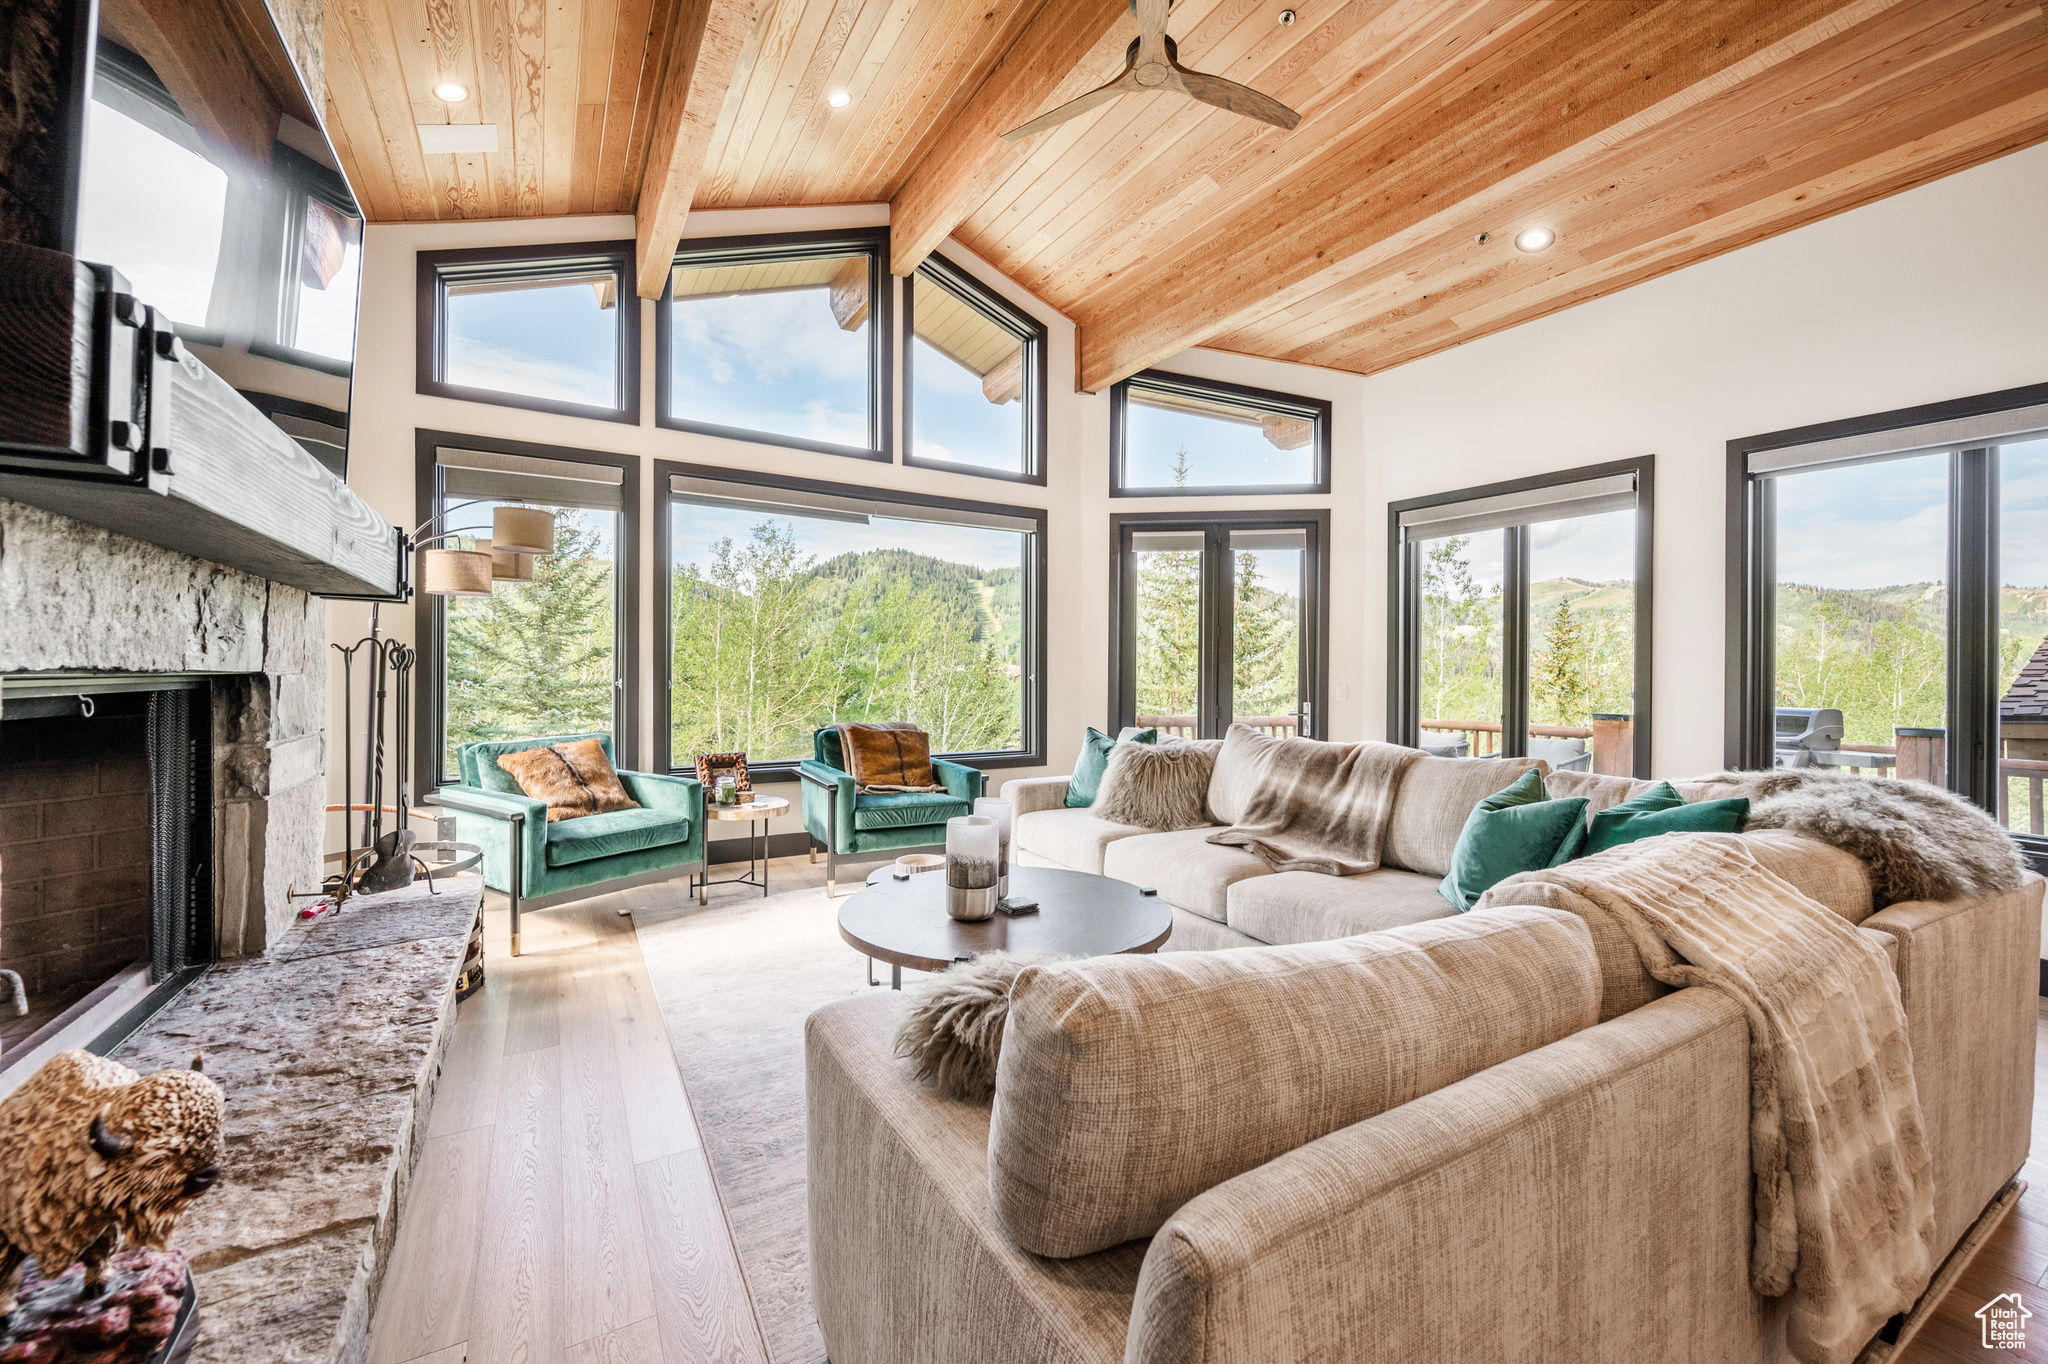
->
[905,255,1045,483]
[1729,384,2048,865]
[413,434,640,792]
[418,243,639,422]
[1390,460,1654,777]
[1111,371,1330,496]
[657,463,1044,774]
[1111,513,1328,740]
[658,230,891,460]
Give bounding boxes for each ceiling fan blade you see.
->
[1133,0,1170,66]
[1172,67,1301,130]
[1000,68,1142,141]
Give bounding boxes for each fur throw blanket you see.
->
[1514,832,1936,1364]
[1097,737,1218,830]
[836,721,944,792]
[1687,768,2024,906]
[892,952,1059,1102]
[1206,738,1421,875]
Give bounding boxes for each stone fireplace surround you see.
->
[0,497,325,960]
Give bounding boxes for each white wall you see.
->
[331,205,1370,854]
[1352,142,2048,774]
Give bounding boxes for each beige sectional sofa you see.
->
[805,734,2043,1363]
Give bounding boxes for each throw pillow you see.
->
[1438,769,1589,910]
[836,722,944,792]
[1066,726,1158,808]
[1586,781,1749,855]
[495,738,641,823]
[892,951,1062,1102]
[1095,737,1215,830]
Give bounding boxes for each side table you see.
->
[700,795,791,900]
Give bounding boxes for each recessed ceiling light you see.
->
[433,81,469,102]
[1515,226,1555,252]
[827,90,851,108]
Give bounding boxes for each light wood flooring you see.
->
[365,855,2048,1363]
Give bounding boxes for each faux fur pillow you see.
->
[836,721,944,792]
[1096,737,1218,831]
[495,738,640,823]
[1686,767,2025,906]
[892,952,1060,1102]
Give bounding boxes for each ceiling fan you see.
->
[1001,0,1301,141]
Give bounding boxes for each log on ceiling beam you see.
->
[635,0,756,299]
[888,0,1132,278]
[1068,0,1898,391]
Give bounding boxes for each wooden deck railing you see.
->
[1138,715,1298,739]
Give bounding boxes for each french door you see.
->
[1111,513,1327,740]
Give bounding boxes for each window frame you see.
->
[412,428,642,796]
[654,458,1048,779]
[654,228,894,463]
[1725,383,2048,856]
[416,240,642,425]
[1386,456,1655,773]
[1109,370,1332,498]
[902,252,1048,486]
[1108,510,1331,739]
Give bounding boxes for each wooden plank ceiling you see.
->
[323,0,2048,389]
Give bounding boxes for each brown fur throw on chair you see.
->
[496,738,640,822]
[1689,768,2025,906]
[1096,737,1218,830]
[836,721,944,792]
[892,952,1060,1102]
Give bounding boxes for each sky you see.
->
[77,101,227,329]
[1772,450,1950,591]
[668,290,871,447]
[911,337,1023,471]
[1124,401,1316,489]
[446,283,618,407]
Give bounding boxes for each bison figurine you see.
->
[0,1051,224,1315]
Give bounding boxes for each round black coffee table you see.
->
[842,864,1173,989]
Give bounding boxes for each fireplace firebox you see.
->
[0,682,214,1070]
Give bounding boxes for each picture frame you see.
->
[695,751,751,794]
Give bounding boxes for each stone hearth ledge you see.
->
[111,875,483,1364]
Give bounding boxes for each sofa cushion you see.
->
[1382,755,1548,878]
[1584,782,1748,855]
[853,790,971,831]
[987,907,1601,1258]
[1225,868,1456,945]
[1205,723,1284,825]
[544,806,691,867]
[1547,770,1748,820]
[1101,827,1270,922]
[1013,808,1148,876]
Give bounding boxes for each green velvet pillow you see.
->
[1586,781,1750,855]
[1067,727,1158,808]
[1437,769,1590,911]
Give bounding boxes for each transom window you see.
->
[419,243,639,422]
[658,230,891,460]
[906,255,1045,483]
[1112,371,1330,496]
[658,463,1044,773]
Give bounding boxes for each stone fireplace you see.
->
[0,497,326,1072]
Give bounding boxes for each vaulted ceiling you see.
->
[323,0,2048,390]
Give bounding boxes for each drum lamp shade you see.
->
[491,505,556,554]
[422,547,493,596]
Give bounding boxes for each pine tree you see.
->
[1530,596,1594,727]
[1231,551,1297,722]
[1134,449,1201,723]
[445,507,616,765]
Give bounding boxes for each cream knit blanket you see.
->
[1506,833,1935,1364]
[1204,738,1421,876]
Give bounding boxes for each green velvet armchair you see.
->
[432,733,705,955]
[798,728,985,895]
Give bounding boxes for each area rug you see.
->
[633,877,921,1364]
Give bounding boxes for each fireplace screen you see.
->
[0,684,212,1064]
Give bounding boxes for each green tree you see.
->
[1419,536,1499,725]
[1134,449,1201,723]
[445,507,616,767]
[1231,552,1298,721]
[1530,597,1594,727]
[671,523,833,759]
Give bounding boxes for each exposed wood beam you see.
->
[887,0,1132,277]
[635,0,757,299]
[1068,0,1925,391]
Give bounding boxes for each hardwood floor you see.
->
[364,868,784,1364]
[364,858,2048,1362]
